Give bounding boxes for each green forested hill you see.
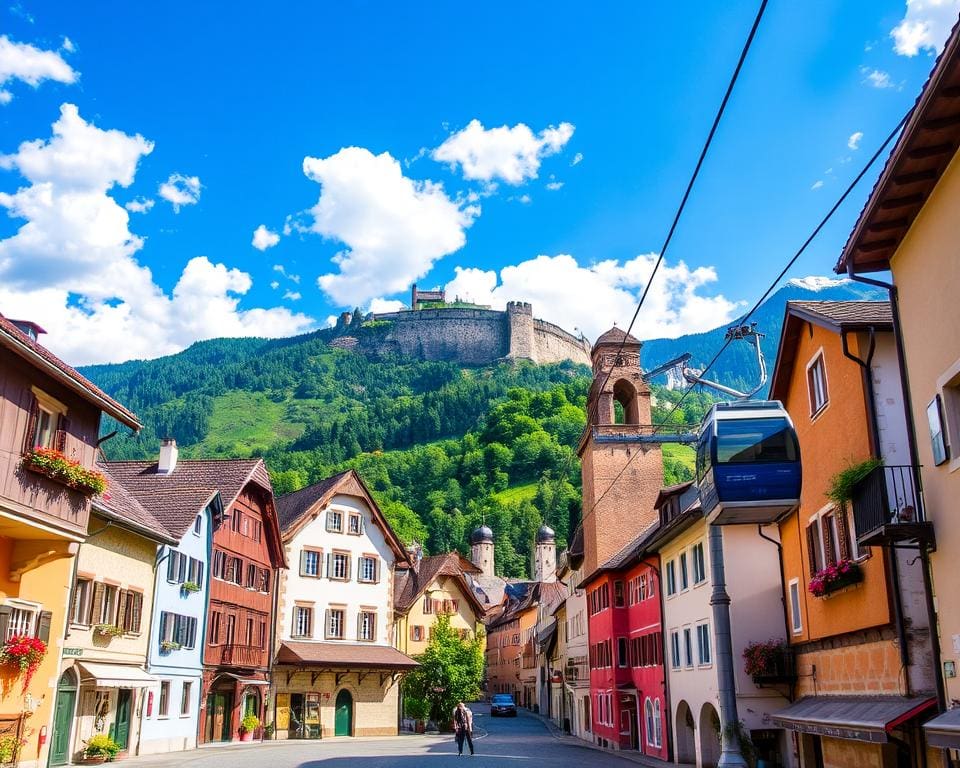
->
[83,336,712,578]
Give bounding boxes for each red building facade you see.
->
[584,542,667,759]
[201,460,285,744]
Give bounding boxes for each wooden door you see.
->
[114,689,132,750]
[50,671,77,766]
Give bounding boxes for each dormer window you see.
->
[327,509,343,533]
[348,514,362,535]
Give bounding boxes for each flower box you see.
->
[180,581,200,594]
[159,640,181,653]
[743,640,795,684]
[0,635,47,693]
[21,448,107,496]
[809,559,863,598]
[94,624,124,638]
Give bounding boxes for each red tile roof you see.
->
[276,641,418,669]
[93,463,176,543]
[0,313,141,429]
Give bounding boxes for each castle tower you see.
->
[533,524,556,583]
[470,524,495,578]
[578,327,663,576]
[506,301,535,361]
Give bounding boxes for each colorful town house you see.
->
[51,465,174,764]
[103,441,222,755]
[107,446,286,745]
[0,315,142,768]
[273,470,417,739]
[768,301,937,767]
[836,20,960,762]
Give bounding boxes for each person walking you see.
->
[453,701,474,756]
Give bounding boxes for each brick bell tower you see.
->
[578,327,664,577]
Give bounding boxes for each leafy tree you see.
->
[403,614,485,725]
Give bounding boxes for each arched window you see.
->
[612,379,640,425]
[644,698,655,747]
[653,699,662,747]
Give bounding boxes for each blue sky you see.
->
[0,0,956,364]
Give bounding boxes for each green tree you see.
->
[403,614,485,725]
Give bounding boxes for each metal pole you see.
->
[709,524,748,768]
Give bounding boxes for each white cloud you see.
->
[270,280,280,289]
[158,172,201,212]
[546,181,564,191]
[61,37,76,53]
[0,35,77,103]
[571,152,583,166]
[431,119,575,185]
[282,290,302,301]
[861,67,895,88]
[847,131,863,150]
[302,146,479,306]
[0,104,312,365]
[325,315,339,328]
[891,0,960,56]
[811,180,824,190]
[252,224,280,251]
[125,197,154,214]
[444,253,743,341]
[368,297,406,314]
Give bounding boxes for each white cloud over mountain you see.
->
[0,35,77,104]
[891,0,960,56]
[432,119,575,185]
[0,104,311,365]
[303,146,479,307]
[444,253,743,341]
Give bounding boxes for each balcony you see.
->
[218,644,263,667]
[851,465,935,548]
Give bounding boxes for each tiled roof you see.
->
[93,464,175,543]
[0,313,141,429]
[275,641,418,669]
[394,552,485,615]
[103,458,269,539]
[275,471,351,530]
[787,301,893,329]
[594,327,641,346]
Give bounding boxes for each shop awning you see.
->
[772,696,936,743]
[212,672,270,686]
[276,641,418,670]
[77,662,156,688]
[923,707,960,749]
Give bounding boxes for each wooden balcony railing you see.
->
[218,644,264,667]
[852,464,935,547]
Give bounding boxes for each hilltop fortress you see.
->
[330,286,592,366]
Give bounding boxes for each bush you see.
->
[404,696,431,721]
[84,734,120,760]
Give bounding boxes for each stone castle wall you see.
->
[364,304,591,366]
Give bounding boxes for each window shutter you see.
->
[131,593,142,633]
[36,611,52,643]
[374,558,380,584]
[324,609,331,639]
[22,396,39,454]
[806,525,818,574]
[299,550,308,576]
[196,562,204,588]
[836,508,851,561]
[54,417,70,453]
[326,553,332,579]
[91,582,105,624]
[357,612,363,641]
[116,590,128,630]
[824,516,836,566]
[167,552,178,582]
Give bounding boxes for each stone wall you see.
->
[532,318,591,365]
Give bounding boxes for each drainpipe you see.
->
[756,526,790,645]
[649,559,673,764]
[846,265,946,711]
[709,525,748,768]
[841,327,911,690]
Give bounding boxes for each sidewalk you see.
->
[526,709,694,768]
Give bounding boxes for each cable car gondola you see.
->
[695,400,801,525]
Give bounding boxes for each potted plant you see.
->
[94,624,124,638]
[0,635,46,693]
[21,447,108,496]
[809,558,864,597]
[82,734,120,764]
[180,581,201,594]
[239,714,261,742]
[743,639,794,683]
[159,640,181,653]
[263,722,275,740]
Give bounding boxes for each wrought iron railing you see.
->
[851,464,928,545]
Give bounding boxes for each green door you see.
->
[114,689,132,750]
[50,671,77,766]
[334,689,352,736]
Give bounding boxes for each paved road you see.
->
[124,709,640,767]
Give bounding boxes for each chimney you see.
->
[158,438,178,475]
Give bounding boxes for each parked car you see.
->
[490,694,517,717]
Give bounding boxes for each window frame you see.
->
[669,630,681,670]
[326,509,344,533]
[696,622,712,666]
[679,552,689,591]
[180,681,192,717]
[807,350,829,418]
[682,626,693,669]
[326,607,346,640]
[158,680,170,718]
[789,578,803,634]
[358,555,378,584]
[293,605,313,639]
[330,551,351,581]
[691,542,706,585]
[347,513,363,535]
[665,560,676,596]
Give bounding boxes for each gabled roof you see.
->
[654,481,695,510]
[770,301,893,401]
[594,327,641,347]
[837,18,960,274]
[394,552,487,617]
[92,464,176,544]
[103,458,278,552]
[276,470,411,565]
[0,313,141,430]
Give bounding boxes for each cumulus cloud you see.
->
[444,254,743,341]
[545,181,564,191]
[0,104,312,365]
[270,280,280,289]
[847,131,863,150]
[302,146,478,306]
[368,297,406,314]
[432,119,575,185]
[125,197,154,214]
[571,152,583,166]
[158,172,201,212]
[61,37,76,53]
[252,224,280,251]
[891,0,960,56]
[861,67,895,88]
[282,290,302,301]
[0,35,77,104]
